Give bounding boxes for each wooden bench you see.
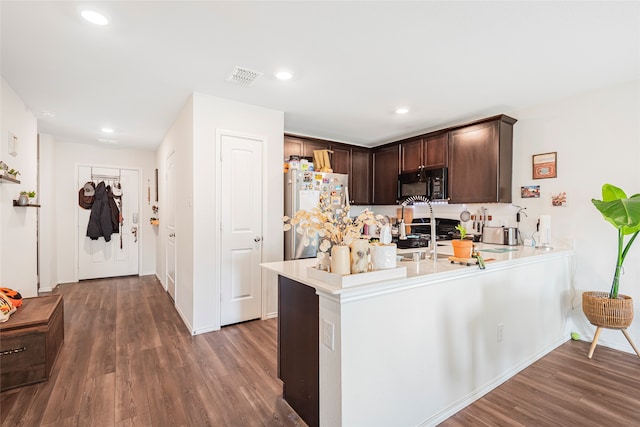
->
[0,294,64,392]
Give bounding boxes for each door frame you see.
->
[214,129,267,327]
[165,150,177,302]
[73,163,143,283]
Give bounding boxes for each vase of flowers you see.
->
[283,194,383,275]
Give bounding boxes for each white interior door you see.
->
[166,152,176,301]
[220,133,263,326]
[78,166,139,280]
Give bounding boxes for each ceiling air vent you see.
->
[226,66,262,87]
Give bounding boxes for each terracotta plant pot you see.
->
[451,239,473,258]
[582,291,634,329]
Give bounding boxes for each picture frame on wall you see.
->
[532,152,557,179]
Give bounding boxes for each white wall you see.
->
[510,79,640,353]
[50,140,157,284]
[38,134,57,292]
[156,92,283,334]
[156,96,195,330]
[0,78,38,297]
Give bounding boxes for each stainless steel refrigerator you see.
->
[284,170,349,260]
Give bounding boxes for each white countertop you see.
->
[261,242,572,298]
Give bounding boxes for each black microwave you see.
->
[397,167,448,202]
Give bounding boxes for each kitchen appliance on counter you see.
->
[284,170,348,260]
[395,217,459,249]
[397,167,448,204]
[482,226,519,246]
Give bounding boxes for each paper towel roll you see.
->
[371,244,397,270]
[539,215,551,245]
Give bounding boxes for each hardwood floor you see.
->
[439,336,640,426]
[0,276,304,427]
[2,275,639,426]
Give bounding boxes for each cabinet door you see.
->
[424,133,448,168]
[448,121,500,203]
[373,145,400,205]
[284,136,304,160]
[400,138,423,172]
[330,145,350,174]
[303,140,331,158]
[350,148,371,204]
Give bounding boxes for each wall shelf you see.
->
[13,200,41,207]
[0,175,21,184]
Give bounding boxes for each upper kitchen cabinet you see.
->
[400,138,423,172]
[448,115,517,204]
[400,133,448,172]
[349,147,372,205]
[373,144,400,205]
[424,132,448,168]
[284,135,331,160]
[284,135,304,159]
[330,144,351,174]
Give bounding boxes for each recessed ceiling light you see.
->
[395,108,409,115]
[81,10,109,26]
[101,127,114,133]
[42,111,56,118]
[275,71,293,81]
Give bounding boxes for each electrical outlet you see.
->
[322,318,335,351]
[497,323,504,342]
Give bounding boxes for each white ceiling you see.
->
[2,1,639,150]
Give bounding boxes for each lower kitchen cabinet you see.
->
[448,115,516,203]
[373,144,399,205]
[278,276,319,427]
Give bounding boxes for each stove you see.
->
[394,217,459,249]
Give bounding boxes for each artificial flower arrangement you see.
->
[283,193,383,252]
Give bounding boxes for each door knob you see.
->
[169,232,175,237]
[254,236,262,242]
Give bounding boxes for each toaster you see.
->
[482,226,519,246]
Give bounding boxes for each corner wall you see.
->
[0,78,38,297]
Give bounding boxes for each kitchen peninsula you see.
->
[261,243,574,427]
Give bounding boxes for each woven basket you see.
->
[582,291,634,329]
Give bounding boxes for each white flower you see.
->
[283,194,383,252]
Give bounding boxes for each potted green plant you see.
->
[582,183,640,358]
[451,223,473,258]
[18,191,29,206]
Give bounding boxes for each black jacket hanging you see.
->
[87,181,114,242]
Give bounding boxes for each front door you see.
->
[220,132,263,326]
[78,166,139,280]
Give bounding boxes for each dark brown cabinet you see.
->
[349,148,372,204]
[400,134,448,172]
[330,145,350,174]
[284,135,304,160]
[284,135,331,160]
[373,144,400,205]
[448,115,516,204]
[400,138,423,172]
[424,132,448,168]
[278,276,319,427]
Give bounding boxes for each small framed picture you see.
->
[8,133,17,156]
[521,185,540,198]
[532,152,557,179]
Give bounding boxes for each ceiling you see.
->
[1,1,638,151]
